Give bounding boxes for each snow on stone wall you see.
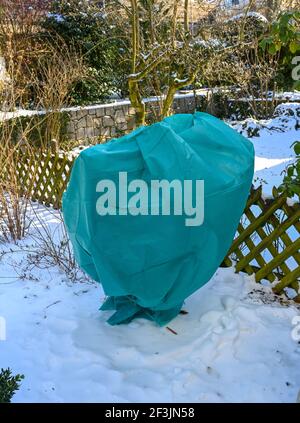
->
[65,93,205,142]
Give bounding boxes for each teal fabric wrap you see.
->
[62,112,254,326]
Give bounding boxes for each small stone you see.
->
[128,107,136,116]
[96,108,105,118]
[86,115,95,127]
[85,127,95,138]
[126,116,136,130]
[88,108,96,116]
[76,127,86,140]
[115,110,126,121]
[116,122,127,131]
[76,109,87,120]
[93,127,101,137]
[77,117,86,129]
[100,127,110,137]
[115,116,126,124]
[104,106,114,116]
[102,116,114,127]
[66,122,75,133]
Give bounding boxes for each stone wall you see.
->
[4,90,297,146]
[65,93,206,142]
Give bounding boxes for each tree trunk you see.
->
[184,0,189,34]
[128,79,145,126]
[128,0,146,127]
[162,84,177,118]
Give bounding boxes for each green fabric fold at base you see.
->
[100,296,183,326]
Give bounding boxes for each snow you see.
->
[0,101,299,403]
[0,57,9,83]
[0,91,207,122]
[243,129,295,195]
[0,109,45,122]
[226,11,269,24]
[191,39,225,49]
[230,103,300,196]
[46,13,65,23]
[276,92,300,102]
[0,215,299,402]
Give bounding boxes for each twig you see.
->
[166,326,178,335]
[45,300,61,309]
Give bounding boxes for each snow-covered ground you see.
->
[251,129,296,194]
[230,102,300,195]
[0,225,299,403]
[0,105,299,403]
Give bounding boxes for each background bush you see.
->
[42,0,129,105]
[279,141,300,198]
[260,11,300,90]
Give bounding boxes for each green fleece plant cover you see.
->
[62,112,254,326]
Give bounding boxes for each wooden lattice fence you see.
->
[13,149,74,209]
[223,186,300,299]
[4,150,300,298]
